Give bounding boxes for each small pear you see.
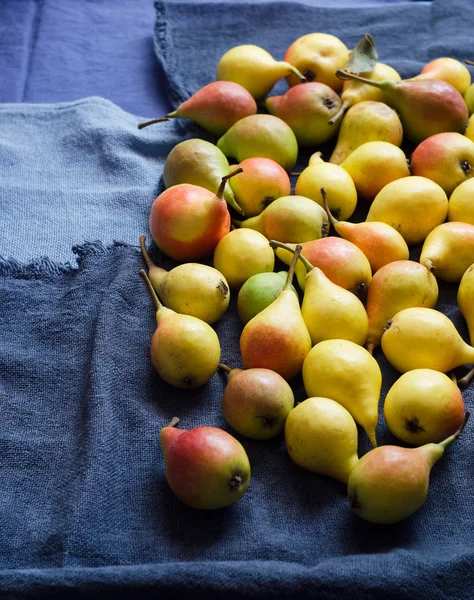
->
[270,241,368,347]
[366,176,448,246]
[237,271,297,324]
[163,138,243,215]
[161,417,251,510]
[323,189,409,272]
[329,62,401,127]
[414,57,471,96]
[448,178,474,225]
[265,82,342,147]
[139,236,230,324]
[139,270,220,388]
[137,81,257,137]
[285,397,359,483]
[340,141,411,201]
[216,44,305,99]
[217,114,299,171]
[302,339,381,448]
[229,157,291,218]
[213,229,275,289]
[365,260,438,354]
[381,307,474,373]
[233,195,329,244]
[294,152,358,221]
[384,370,466,446]
[274,237,372,298]
[220,365,295,440]
[420,221,474,282]
[329,101,403,165]
[240,245,312,380]
[347,413,469,524]
[336,70,469,143]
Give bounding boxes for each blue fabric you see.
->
[1,0,474,598]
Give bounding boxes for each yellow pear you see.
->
[465,113,474,141]
[420,221,474,282]
[340,141,411,201]
[295,152,358,221]
[302,339,382,447]
[457,264,474,386]
[381,307,474,373]
[366,176,448,246]
[448,178,474,224]
[414,57,471,95]
[329,101,403,165]
[284,397,359,483]
[365,260,438,353]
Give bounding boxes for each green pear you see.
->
[237,271,297,324]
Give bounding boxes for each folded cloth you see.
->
[0,97,183,264]
[0,242,473,600]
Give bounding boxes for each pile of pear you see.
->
[136,33,474,523]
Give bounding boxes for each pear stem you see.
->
[283,63,307,83]
[269,240,314,273]
[335,69,384,90]
[216,167,244,200]
[284,244,302,291]
[321,187,339,227]
[139,235,156,271]
[218,363,232,374]
[424,259,436,274]
[138,111,178,129]
[366,342,375,355]
[328,99,349,126]
[167,416,180,428]
[139,269,163,311]
[459,366,474,387]
[465,60,474,66]
[439,411,470,449]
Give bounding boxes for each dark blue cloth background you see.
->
[1,0,474,598]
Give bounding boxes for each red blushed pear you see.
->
[410,132,474,196]
[322,188,409,273]
[240,245,312,380]
[413,57,471,96]
[149,168,242,262]
[137,81,257,137]
[160,417,251,510]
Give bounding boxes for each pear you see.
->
[323,189,409,272]
[384,370,466,446]
[448,178,474,225]
[284,397,359,483]
[237,271,297,324]
[213,229,275,289]
[347,413,469,524]
[329,62,401,127]
[381,307,474,373]
[340,141,411,201]
[414,57,471,96]
[233,195,329,244]
[139,270,220,388]
[284,33,349,92]
[302,339,381,448]
[150,168,243,262]
[240,245,312,380]
[329,101,403,165]
[228,157,291,218]
[219,365,294,439]
[265,82,341,147]
[295,152,357,221]
[161,417,251,510]
[458,265,474,386]
[217,114,298,171]
[336,70,469,144]
[465,84,474,115]
[216,44,305,99]
[140,236,230,324]
[420,222,474,282]
[163,138,243,215]
[274,237,372,298]
[365,260,438,354]
[137,81,257,137]
[270,241,368,347]
[366,176,448,246]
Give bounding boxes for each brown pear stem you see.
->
[139,235,156,270]
[269,240,314,273]
[439,411,470,449]
[216,167,244,200]
[167,416,180,428]
[138,110,179,129]
[449,371,458,385]
[458,367,474,387]
[328,99,350,126]
[284,244,302,290]
[424,259,436,274]
[218,363,232,374]
[366,342,375,355]
[465,60,474,66]
[335,69,384,90]
[282,62,307,82]
[139,269,163,310]
[290,172,302,176]
[321,187,339,227]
